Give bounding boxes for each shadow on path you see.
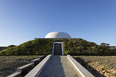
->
[74,57,105,77]
[39,56,66,77]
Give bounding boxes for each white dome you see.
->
[45,32,71,38]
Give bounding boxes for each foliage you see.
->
[0,45,16,51]
[0,38,115,56]
[74,56,116,69]
[0,47,7,51]
[73,56,116,77]
[8,45,16,48]
[100,43,110,46]
[0,56,39,77]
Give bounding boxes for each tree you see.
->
[100,43,110,46]
[8,45,16,48]
[106,44,110,46]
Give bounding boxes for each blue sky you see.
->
[0,0,116,46]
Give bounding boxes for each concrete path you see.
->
[39,56,81,77]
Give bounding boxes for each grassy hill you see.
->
[0,38,115,56]
[0,47,7,51]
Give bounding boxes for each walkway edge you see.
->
[67,55,94,77]
[25,55,51,77]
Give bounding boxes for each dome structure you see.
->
[45,32,71,38]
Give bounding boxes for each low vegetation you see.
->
[0,45,16,51]
[0,47,7,51]
[0,38,116,77]
[0,56,39,77]
[0,38,115,56]
[73,56,116,77]
[1,56,116,77]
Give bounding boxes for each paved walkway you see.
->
[39,56,81,77]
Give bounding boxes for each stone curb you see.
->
[17,63,34,72]
[7,72,22,77]
[25,55,51,77]
[7,56,46,77]
[31,58,41,66]
[67,55,94,77]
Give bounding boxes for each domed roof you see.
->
[45,32,71,38]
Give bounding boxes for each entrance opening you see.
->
[52,42,63,55]
[54,44,62,55]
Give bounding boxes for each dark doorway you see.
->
[54,44,62,55]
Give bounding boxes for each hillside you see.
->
[0,47,7,51]
[0,38,115,56]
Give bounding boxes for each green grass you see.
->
[0,38,114,56]
[0,56,39,77]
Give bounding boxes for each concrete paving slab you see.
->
[39,56,81,77]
